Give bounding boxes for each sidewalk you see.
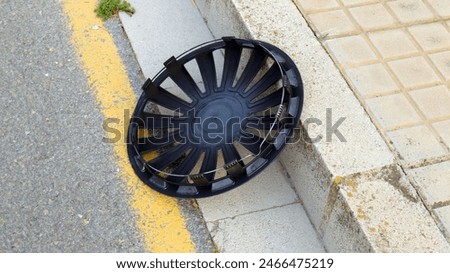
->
[295,0,450,244]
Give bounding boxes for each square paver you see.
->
[366,93,421,128]
[309,10,357,36]
[349,3,396,30]
[427,0,450,18]
[433,119,450,148]
[435,206,450,241]
[197,161,298,222]
[207,204,324,252]
[410,86,450,119]
[387,0,434,23]
[368,29,418,59]
[408,23,450,51]
[387,125,446,162]
[341,0,378,5]
[325,35,377,66]
[388,57,440,88]
[346,63,398,96]
[294,0,339,12]
[429,51,450,81]
[409,161,450,206]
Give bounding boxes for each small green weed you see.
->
[96,0,135,21]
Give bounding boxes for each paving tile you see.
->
[388,56,440,88]
[429,51,450,81]
[408,22,450,51]
[435,206,450,241]
[341,0,378,5]
[368,29,418,59]
[309,10,357,36]
[427,0,450,18]
[346,63,398,96]
[366,93,421,128]
[325,35,377,65]
[387,0,434,23]
[409,161,450,206]
[433,119,450,148]
[293,0,339,12]
[197,161,298,222]
[207,204,324,252]
[410,86,450,119]
[349,3,396,30]
[387,125,446,162]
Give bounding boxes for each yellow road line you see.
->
[62,0,195,252]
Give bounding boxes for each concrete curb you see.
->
[195,0,450,252]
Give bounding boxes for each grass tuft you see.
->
[96,0,135,21]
